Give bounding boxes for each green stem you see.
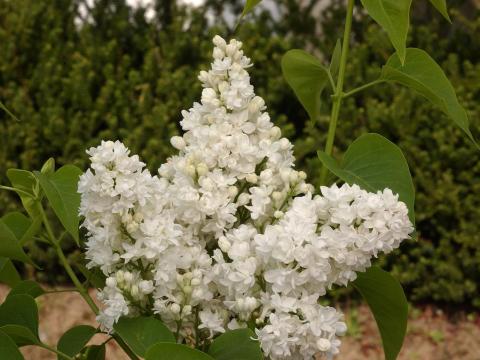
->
[343,79,384,98]
[0,185,32,198]
[319,0,355,185]
[39,343,74,360]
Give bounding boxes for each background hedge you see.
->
[0,0,479,307]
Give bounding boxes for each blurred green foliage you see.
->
[0,0,479,307]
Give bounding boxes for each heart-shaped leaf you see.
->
[146,343,214,360]
[6,169,39,218]
[8,281,45,299]
[381,48,477,147]
[282,50,330,121]
[57,325,97,359]
[1,213,40,246]
[114,316,175,357]
[0,219,36,266]
[360,0,412,63]
[0,330,24,359]
[353,266,408,360]
[208,329,262,360]
[36,165,82,244]
[0,295,39,338]
[317,133,415,224]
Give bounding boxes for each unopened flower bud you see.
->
[130,284,139,299]
[279,138,290,150]
[185,164,196,177]
[183,285,192,295]
[196,163,209,176]
[272,191,283,202]
[317,338,331,352]
[126,222,139,234]
[106,277,116,288]
[213,47,224,60]
[298,171,307,180]
[116,270,125,285]
[212,35,226,49]
[246,173,257,184]
[170,136,186,150]
[170,303,181,315]
[228,186,238,197]
[184,272,193,281]
[191,278,201,286]
[182,305,192,316]
[274,210,284,219]
[139,280,154,294]
[289,171,299,184]
[237,193,250,206]
[123,271,133,284]
[218,237,231,252]
[225,43,237,57]
[260,169,273,183]
[269,126,281,140]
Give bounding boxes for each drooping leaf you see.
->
[360,0,412,63]
[241,0,262,17]
[208,329,262,360]
[0,325,39,346]
[317,133,415,223]
[329,39,342,82]
[57,325,97,359]
[0,258,21,287]
[83,344,106,360]
[282,49,330,121]
[0,330,24,359]
[353,266,408,360]
[114,316,175,357]
[36,165,82,244]
[8,281,45,299]
[381,48,476,146]
[6,169,39,218]
[0,219,36,266]
[146,343,215,360]
[428,0,451,22]
[0,295,39,338]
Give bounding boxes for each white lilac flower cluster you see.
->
[78,36,414,359]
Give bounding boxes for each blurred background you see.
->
[0,0,480,358]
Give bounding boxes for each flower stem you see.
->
[39,343,74,360]
[319,0,355,185]
[343,79,385,98]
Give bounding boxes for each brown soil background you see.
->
[2,285,479,360]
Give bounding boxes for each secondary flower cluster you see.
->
[78,36,413,359]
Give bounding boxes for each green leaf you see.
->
[6,169,39,218]
[57,325,96,359]
[76,262,106,289]
[114,316,175,357]
[83,344,106,360]
[241,0,262,17]
[353,266,408,360]
[208,329,262,360]
[381,48,476,146]
[428,0,451,22]
[40,158,55,175]
[0,219,36,266]
[8,281,45,299]
[282,49,330,121]
[0,294,39,338]
[329,39,342,81]
[146,343,215,360]
[317,133,415,224]
[360,0,412,63]
[0,330,24,359]
[0,325,39,346]
[0,258,21,287]
[2,213,31,240]
[0,101,20,122]
[36,165,82,244]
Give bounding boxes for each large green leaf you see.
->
[0,330,24,359]
[57,325,96,359]
[381,48,476,146]
[0,325,39,346]
[360,0,412,63]
[114,316,175,357]
[36,165,82,244]
[241,0,262,16]
[208,329,262,360]
[428,0,450,22]
[6,169,39,218]
[317,133,415,224]
[2,213,31,240]
[0,258,21,287]
[0,219,35,266]
[83,344,106,360]
[0,295,39,338]
[282,49,330,121]
[146,343,214,360]
[353,266,408,360]
[8,281,45,299]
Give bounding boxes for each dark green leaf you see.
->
[329,39,342,81]
[57,325,96,359]
[208,329,262,360]
[8,281,45,299]
[0,325,39,346]
[360,0,412,63]
[0,294,39,338]
[241,0,262,16]
[0,330,24,359]
[6,169,39,218]
[76,263,106,289]
[2,213,31,240]
[0,258,21,287]
[0,219,36,266]
[36,165,82,244]
[317,133,415,224]
[114,316,175,357]
[146,343,214,360]
[428,0,450,22]
[83,344,106,360]
[282,49,330,121]
[353,266,408,360]
[381,48,476,146]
